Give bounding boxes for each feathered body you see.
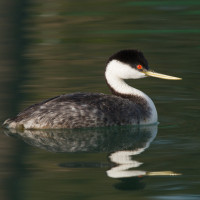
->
[4,92,152,129]
[5,49,180,130]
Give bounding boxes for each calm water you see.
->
[0,0,200,199]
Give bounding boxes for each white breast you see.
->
[105,60,158,124]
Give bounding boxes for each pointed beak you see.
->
[144,71,182,80]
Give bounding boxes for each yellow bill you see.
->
[144,71,182,80]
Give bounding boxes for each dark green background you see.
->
[0,0,200,199]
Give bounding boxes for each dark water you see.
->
[0,0,200,199]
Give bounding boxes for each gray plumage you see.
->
[4,92,151,129]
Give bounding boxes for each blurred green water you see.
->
[0,0,200,200]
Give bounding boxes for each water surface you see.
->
[0,0,200,199]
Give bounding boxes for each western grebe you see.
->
[3,49,181,129]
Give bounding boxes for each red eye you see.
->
[137,65,143,70]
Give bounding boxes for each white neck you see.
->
[105,60,158,124]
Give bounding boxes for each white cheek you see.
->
[125,68,146,79]
[106,60,146,79]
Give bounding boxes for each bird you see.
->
[3,49,181,130]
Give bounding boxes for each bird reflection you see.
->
[4,125,157,153]
[4,124,181,191]
[107,125,157,179]
[106,125,157,191]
